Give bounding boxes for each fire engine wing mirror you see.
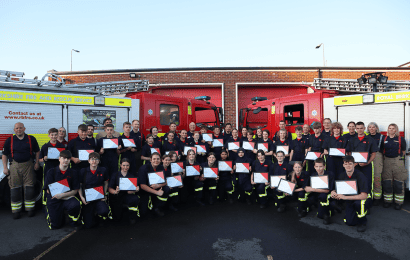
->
[253,107,262,114]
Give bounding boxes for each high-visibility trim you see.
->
[245,191,252,196]
[45,203,53,229]
[277,194,286,199]
[298,192,310,202]
[357,199,367,218]
[157,196,168,202]
[195,187,203,192]
[169,192,178,197]
[227,181,235,195]
[68,197,81,222]
[320,194,331,207]
[128,207,139,211]
[0,90,95,105]
[148,196,153,210]
[371,162,374,199]
[209,186,217,190]
[104,97,132,107]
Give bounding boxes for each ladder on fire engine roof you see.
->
[0,70,149,95]
[313,78,410,93]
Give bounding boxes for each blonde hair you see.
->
[388,123,399,137]
[367,122,380,134]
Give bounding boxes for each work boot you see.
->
[357,223,367,232]
[323,215,331,225]
[277,204,286,213]
[395,204,402,210]
[373,199,380,206]
[153,208,164,217]
[12,212,21,220]
[383,202,391,208]
[28,210,35,217]
[298,210,307,218]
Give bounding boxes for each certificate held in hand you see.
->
[352,152,368,163]
[236,163,250,173]
[85,186,104,202]
[270,175,286,188]
[203,167,218,178]
[253,172,269,184]
[310,175,329,189]
[276,146,289,155]
[242,141,255,151]
[329,148,345,157]
[184,146,197,154]
[48,179,70,197]
[119,178,138,191]
[79,150,94,161]
[150,148,161,154]
[277,179,296,195]
[186,165,201,176]
[258,143,268,152]
[202,134,213,142]
[195,145,207,153]
[122,139,136,148]
[213,139,224,147]
[218,161,233,171]
[103,139,119,149]
[171,162,184,174]
[305,152,321,161]
[165,151,179,156]
[228,142,240,150]
[47,147,66,159]
[167,175,183,188]
[148,172,165,185]
[336,180,358,195]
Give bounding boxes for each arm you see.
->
[34,151,40,170]
[331,190,367,201]
[141,184,163,196]
[53,189,78,200]
[2,155,9,175]
[359,152,376,167]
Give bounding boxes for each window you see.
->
[246,108,268,129]
[284,104,304,125]
[160,104,180,125]
[195,107,217,126]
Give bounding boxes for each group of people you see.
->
[1,117,407,233]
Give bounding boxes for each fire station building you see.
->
[53,66,410,127]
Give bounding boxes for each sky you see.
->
[1,0,409,79]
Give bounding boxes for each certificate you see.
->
[195,145,207,153]
[103,139,119,149]
[150,147,161,154]
[202,134,213,142]
[305,151,321,161]
[122,139,136,148]
[167,175,183,188]
[213,139,224,147]
[78,150,94,161]
[253,172,269,184]
[270,175,286,188]
[148,172,165,185]
[171,162,184,174]
[203,167,218,178]
[335,180,358,195]
[277,179,296,195]
[48,179,70,197]
[257,143,268,152]
[310,175,329,189]
[242,141,255,151]
[165,151,179,156]
[186,165,200,176]
[352,152,368,163]
[119,178,138,191]
[228,142,240,150]
[184,146,196,154]
[218,161,233,171]
[47,147,65,159]
[236,162,250,173]
[276,145,289,155]
[85,186,104,202]
[329,148,345,157]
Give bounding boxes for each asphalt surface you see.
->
[2,192,410,260]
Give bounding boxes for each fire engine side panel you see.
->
[0,103,63,151]
[323,98,337,123]
[67,106,129,141]
[130,99,140,121]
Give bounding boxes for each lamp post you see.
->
[315,43,325,66]
[71,49,80,71]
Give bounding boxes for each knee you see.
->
[393,180,404,193]
[383,180,393,193]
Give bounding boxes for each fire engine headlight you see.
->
[95,95,105,105]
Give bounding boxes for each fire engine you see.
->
[240,77,410,189]
[0,70,223,204]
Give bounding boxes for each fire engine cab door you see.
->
[337,103,405,133]
[156,100,183,135]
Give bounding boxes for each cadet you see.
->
[108,158,140,224]
[149,126,163,148]
[343,121,358,144]
[211,125,225,160]
[290,161,310,218]
[331,156,370,232]
[181,149,204,205]
[217,149,235,203]
[289,126,307,168]
[323,122,347,178]
[177,129,192,161]
[273,120,292,143]
[57,127,68,147]
[234,148,253,205]
[200,153,219,204]
[78,152,110,229]
[223,123,233,142]
[224,128,241,162]
[131,119,145,171]
[302,124,311,143]
[194,131,209,164]
[275,129,292,162]
[118,122,138,174]
[304,158,335,225]
[367,122,385,205]
[162,123,180,143]
[307,122,326,174]
[141,134,162,165]
[162,132,181,156]
[67,124,96,172]
[138,153,170,217]
[244,130,256,164]
[2,122,40,219]
[43,150,81,230]
[270,151,292,212]
[97,124,120,179]
[381,123,407,210]
[253,130,274,163]
[251,150,274,209]
[95,118,121,139]
[162,154,179,211]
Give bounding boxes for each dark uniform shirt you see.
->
[119,134,138,161]
[381,136,406,158]
[162,141,180,155]
[270,161,293,178]
[291,137,307,161]
[294,171,310,189]
[308,133,327,153]
[3,134,40,163]
[44,166,79,192]
[323,136,348,150]
[337,169,369,195]
[273,131,292,143]
[310,170,335,191]
[252,159,274,175]
[130,130,145,149]
[347,135,377,161]
[79,167,109,190]
[108,170,137,193]
[67,136,95,170]
[343,132,358,144]
[369,133,385,153]
[322,130,331,138]
[96,137,120,163]
[141,143,162,159]
[40,141,66,174]
[211,133,225,160]
[138,163,164,186]
[255,139,275,163]
[224,137,241,162]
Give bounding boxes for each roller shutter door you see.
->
[337,103,404,132]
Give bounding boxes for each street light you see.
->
[315,43,325,66]
[71,49,80,71]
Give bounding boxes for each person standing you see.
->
[367,122,385,205]
[95,118,121,139]
[67,124,96,173]
[2,122,40,219]
[57,127,68,148]
[131,119,145,171]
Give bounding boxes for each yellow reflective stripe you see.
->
[298,192,310,202]
[148,196,153,210]
[169,192,178,197]
[357,199,367,218]
[245,191,252,196]
[320,194,331,206]
[277,194,286,199]
[157,196,168,202]
[195,187,203,192]
[209,186,217,190]
[128,207,139,211]
[371,161,374,199]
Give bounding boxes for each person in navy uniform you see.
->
[302,124,311,143]
[2,122,40,219]
[178,129,192,162]
[39,128,66,206]
[196,130,210,164]
[307,122,326,174]
[331,156,370,232]
[223,123,233,142]
[78,152,110,229]
[131,119,145,172]
[118,122,139,175]
[211,125,225,160]
[162,154,179,212]
[346,121,377,203]
[187,122,198,140]
[253,130,274,163]
[240,127,248,141]
[289,126,307,168]
[290,161,310,218]
[381,123,407,210]
[251,150,274,209]
[244,130,256,164]
[234,148,253,205]
[225,128,241,162]
[367,122,385,206]
[57,127,68,148]
[108,158,140,224]
[95,118,121,139]
[217,149,235,203]
[274,129,292,163]
[322,122,348,178]
[273,120,292,143]
[270,151,293,213]
[43,150,81,230]
[138,153,170,217]
[67,124,95,172]
[322,118,332,137]
[141,134,162,165]
[304,158,335,225]
[162,132,181,158]
[97,124,120,179]
[201,153,219,205]
[343,121,358,144]
[86,124,96,146]
[162,123,180,143]
[254,127,263,142]
[150,126,163,148]
[181,149,204,205]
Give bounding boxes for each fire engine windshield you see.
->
[195,107,217,126]
[246,107,268,129]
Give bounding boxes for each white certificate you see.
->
[85,186,104,202]
[352,152,368,163]
[329,148,345,157]
[213,139,224,147]
[103,139,119,149]
[335,180,358,195]
[258,143,268,152]
[0,172,6,183]
[184,146,196,155]
[242,141,255,151]
[48,179,70,197]
[119,178,138,191]
[167,176,183,188]
[311,175,329,189]
[186,165,200,176]
[48,147,65,159]
[150,147,161,154]
[78,150,93,161]
[148,172,165,185]
[236,163,250,173]
[171,162,184,174]
[203,167,218,178]
[253,172,269,183]
[202,134,213,142]
[228,142,240,150]
[122,139,136,148]
[218,161,233,171]
[195,145,207,153]
[276,145,289,155]
[305,151,321,160]
[270,175,286,188]
[277,179,296,195]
